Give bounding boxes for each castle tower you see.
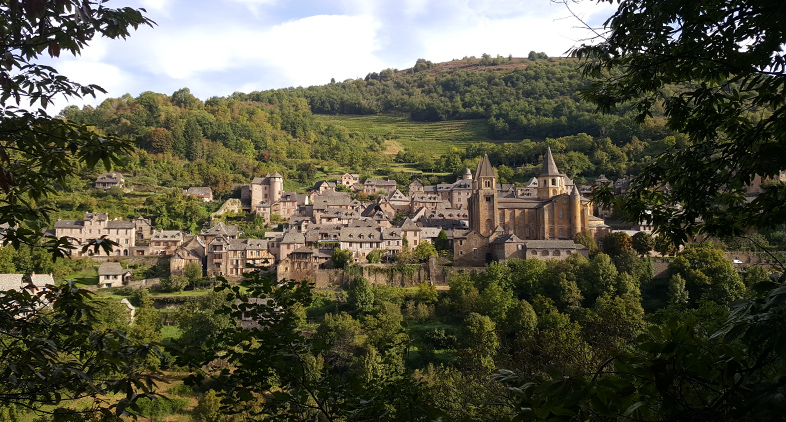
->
[270,172,283,202]
[570,185,582,237]
[537,147,567,199]
[469,154,498,237]
[462,168,473,180]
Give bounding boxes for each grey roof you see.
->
[228,238,269,251]
[96,173,124,183]
[186,187,213,197]
[476,154,495,178]
[339,227,382,242]
[523,240,587,249]
[107,220,135,229]
[0,274,25,291]
[281,231,306,244]
[98,262,129,276]
[54,220,84,228]
[85,212,109,221]
[152,230,183,241]
[540,147,563,177]
[490,233,524,244]
[205,222,239,237]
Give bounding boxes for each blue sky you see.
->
[46,0,615,112]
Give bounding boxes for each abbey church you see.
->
[454,148,604,265]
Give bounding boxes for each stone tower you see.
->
[469,154,498,237]
[570,185,582,237]
[537,147,567,199]
[270,172,283,202]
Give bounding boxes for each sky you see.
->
[44,0,616,112]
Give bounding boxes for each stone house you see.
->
[54,212,136,257]
[185,187,213,202]
[149,230,184,255]
[98,263,131,288]
[95,173,125,189]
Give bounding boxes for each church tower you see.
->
[469,154,498,237]
[570,185,582,237]
[537,147,567,199]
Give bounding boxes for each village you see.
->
[27,148,629,289]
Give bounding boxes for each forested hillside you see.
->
[59,56,681,196]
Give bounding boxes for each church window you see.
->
[486,220,492,231]
[551,178,556,186]
[485,195,492,202]
[559,209,563,219]
[485,180,491,188]
[517,245,523,250]
[542,250,550,256]
[559,228,564,237]
[500,212,505,222]
[554,250,561,256]
[552,189,557,196]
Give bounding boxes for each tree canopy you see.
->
[576,0,786,245]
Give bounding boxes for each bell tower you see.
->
[537,147,567,199]
[469,154,498,237]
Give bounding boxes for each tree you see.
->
[184,261,203,287]
[0,0,152,258]
[576,0,786,245]
[192,390,225,422]
[459,313,499,371]
[631,231,655,256]
[602,232,632,258]
[434,229,450,252]
[414,241,438,261]
[331,248,353,269]
[0,284,157,417]
[348,277,375,314]
[574,231,598,255]
[668,245,745,305]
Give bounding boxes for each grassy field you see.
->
[314,114,510,157]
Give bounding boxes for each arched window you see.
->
[485,180,491,188]
[559,209,563,219]
[542,250,549,256]
[559,228,564,237]
[553,250,561,256]
[486,220,492,231]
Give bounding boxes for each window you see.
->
[551,178,556,186]
[559,209,563,219]
[485,180,491,188]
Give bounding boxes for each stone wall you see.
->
[283,261,487,288]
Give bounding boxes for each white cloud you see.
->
[137,0,176,18]
[225,0,278,16]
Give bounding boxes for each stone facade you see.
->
[54,212,136,257]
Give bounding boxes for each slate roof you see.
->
[106,220,135,229]
[476,154,495,178]
[151,230,183,241]
[96,173,124,184]
[186,187,213,197]
[204,222,239,237]
[540,147,563,177]
[98,262,129,276]
[523,240,587,249]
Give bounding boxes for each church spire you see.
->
[476,154,495,178]
[540,147,562,176]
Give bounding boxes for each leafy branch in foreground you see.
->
[0,282,160,418]
[1,0,153,257]
[573,0,786,246]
